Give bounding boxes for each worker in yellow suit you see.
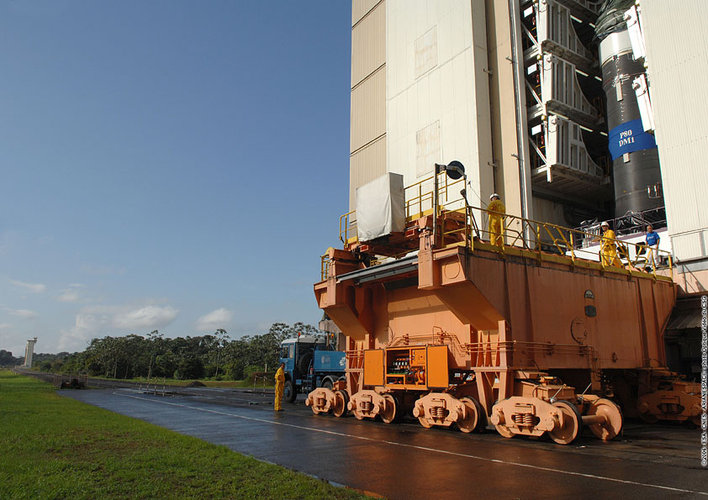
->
[274,362,285,411]
[600,221,622,267]
[487,193,506,247]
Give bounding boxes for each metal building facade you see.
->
[350,0,387,210]
[641,0,708,270]
[385,0,494,209]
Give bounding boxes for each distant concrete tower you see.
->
[23,337,37,368]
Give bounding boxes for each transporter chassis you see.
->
[309,177,699,444]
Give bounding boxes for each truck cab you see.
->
[279,335,345,402]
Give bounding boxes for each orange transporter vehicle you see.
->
[307,166,701,444]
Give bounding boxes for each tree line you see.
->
[31,322,320,380]
[0,350,23,367]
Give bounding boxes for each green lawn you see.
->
[0,371,368,499]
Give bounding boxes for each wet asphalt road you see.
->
[62,387,708,499]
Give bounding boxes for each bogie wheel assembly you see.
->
[548,401,582,445]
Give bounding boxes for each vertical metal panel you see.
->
[351,0,386,207]
[363,349,384,386]
[641,0,708,261]
[350,136,387,210]
[353,0,382,26]
[351,2,386,87]
[426,345,449,389]
[350,67,386,153]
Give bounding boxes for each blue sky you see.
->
[0,1,352,356]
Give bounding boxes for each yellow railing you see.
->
[339,211,356,244]
[334,172,672,277]
[404,174,466,220]
[320,253,332,281]
[466,206,672,275]
[339,173,466,244]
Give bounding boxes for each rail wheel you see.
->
[587,398,623,441]
[353,405,366,420]
[332,390,349,418]
[548,401,581,445]
[322,378,333,390]
[492,399,514,438]
[495,423,515,438]
[380,394,399,424]
[417,415,433,428]
[457,397,483,433]
[414,397,433,428]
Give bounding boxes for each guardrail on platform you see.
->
[329,171,671,280]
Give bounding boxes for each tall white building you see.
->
[349,0,707,292]
[639,0,708,292]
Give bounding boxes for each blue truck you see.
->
[279,335,345,402]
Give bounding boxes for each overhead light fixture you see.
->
[435,160,465,180]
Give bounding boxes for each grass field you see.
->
[0,371,368,499]
[87,375,274,389]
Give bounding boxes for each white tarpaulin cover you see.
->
[356,173,405,241]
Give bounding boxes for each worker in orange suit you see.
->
[487,193,506,247]
[600,221,622,267]
[274,362,285,411]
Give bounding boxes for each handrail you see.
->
[339,173,467,243]
[320,253,332,281]
[333,173,672,278]
[465,205,673,275]
[339,211,356,244]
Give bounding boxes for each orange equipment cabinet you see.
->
[363,345,449,390]
[363,349,384,386]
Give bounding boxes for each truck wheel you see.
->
[284,380,297,403]
[322,377,333,390]
[297,352,313,376]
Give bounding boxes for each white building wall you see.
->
[386,0,493,210]
[642,0,708,263]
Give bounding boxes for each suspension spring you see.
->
[431,407,449,420]
[512,413,537,427]
[659,403,684,415]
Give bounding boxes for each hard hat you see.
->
[601,221,610,227]
[490,193,500,200]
